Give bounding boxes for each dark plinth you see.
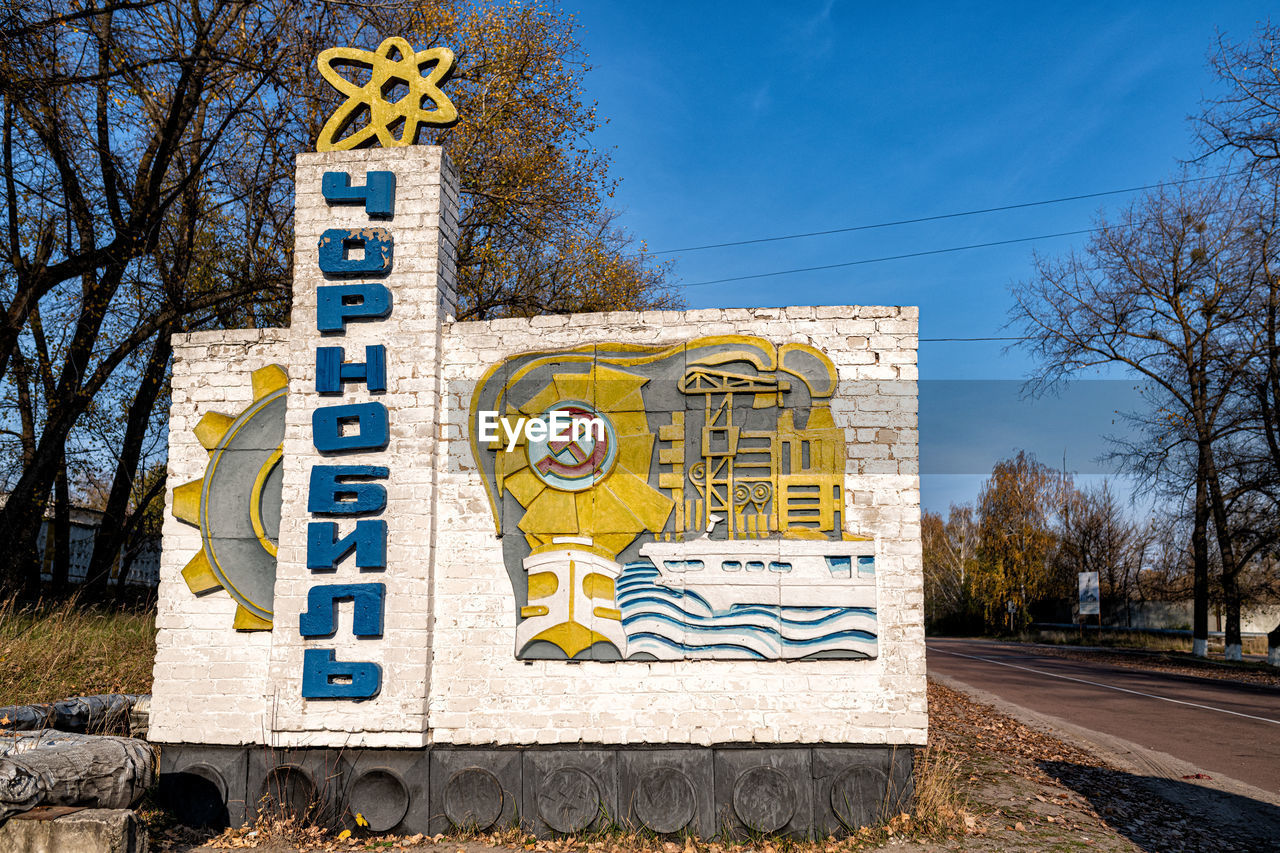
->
[157,742,918,838]
[343,750,431,834]
[617,748,715,837]
[714,748,814,837]
[157,744,250,829]
[522,749,617,835]
[429,748,521,835]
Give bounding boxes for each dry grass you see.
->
[1028,628,1192,652]
[902,741,971,837]
[1027,628,1268,656]
[0,595,155,705]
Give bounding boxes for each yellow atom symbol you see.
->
[316,37,459,152]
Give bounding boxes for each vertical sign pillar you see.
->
[267,147,458,746]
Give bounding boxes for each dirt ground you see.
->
[149,668,1279,853]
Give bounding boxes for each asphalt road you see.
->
[927,637,1280,793]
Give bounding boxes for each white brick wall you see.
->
[430,308,925,747]
[151,145,926,749]
[266,147,457,747]
[151,329,289,745]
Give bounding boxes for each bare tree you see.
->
[0,0,678,597]
[1198,23,1280,180]
[0,0,322,594]
[1055,481,1149,626]
[1012,179,1267,657]
[1194,22,1280,665]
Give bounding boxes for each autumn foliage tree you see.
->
[922,459,1176,633]
[278,0,679,319]
[396,2,679,318]
[972,451,1067,630]
[0,0,676,596]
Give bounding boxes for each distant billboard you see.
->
[1078,571,1100,617]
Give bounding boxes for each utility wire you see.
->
[653,172,1238,256]
[678,228,1096,288]
[919,336,1024,342]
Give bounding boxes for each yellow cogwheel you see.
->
[172,365,288,630]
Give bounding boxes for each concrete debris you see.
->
[0,807,147,853]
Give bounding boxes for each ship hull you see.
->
[637,538,876,611]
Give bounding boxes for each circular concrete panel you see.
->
[444,767,504,830]
[167,763,228,828]
[348,767,409,832]
[539,766,600,833]
[732,766,795,833]
[830,765,888,830]
[634,767,695,834]
[259,765,317,821]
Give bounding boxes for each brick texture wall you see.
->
[150,146,926,748]
[430,308,924,746]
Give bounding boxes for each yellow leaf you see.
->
[355,812,369,827]
[338,829,351,840]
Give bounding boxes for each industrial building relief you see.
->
[470,336,879,662]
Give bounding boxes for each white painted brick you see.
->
[153,148,926,750]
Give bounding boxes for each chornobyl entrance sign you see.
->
[152,38,926,838]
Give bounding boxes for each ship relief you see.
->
[469,336,878,661]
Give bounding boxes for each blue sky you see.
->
[567,1,1273,511]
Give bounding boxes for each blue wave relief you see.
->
[616,562,878,661]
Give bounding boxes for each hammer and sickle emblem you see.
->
[533,407,610,479]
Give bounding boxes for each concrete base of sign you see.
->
[157,742,915,838]
[157,743,250,829]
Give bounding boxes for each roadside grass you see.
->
[1026,629,1190,652]
[0,595,155,705]
[905,738,970,838]
[1021,628,1268,657]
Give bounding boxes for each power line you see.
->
[653,172,1237,256]
[919,336,1024,342]
[678,228,1095,288]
